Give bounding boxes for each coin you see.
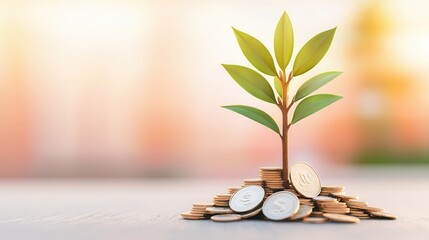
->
[205,207,234,214]
[211,214,242,222]
[290,162,321,198]
[303,217,328,223]
[180,212,206,220]
[192,203,214,208]
[229,185,265,213]
[313,196,337,202]
[331,193,358,200]
[260,166,283,171]
[369,212,397,220]
[362,206,384,212]
[241,208,262,219]
[289,205,312,220]
[323,213,360,223]
[262,191,300,221]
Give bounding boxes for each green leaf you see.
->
[291,94,342,124]
[232,28,277,76]
[293,27,337,76]
[223,64,276,104]
[222,105,280,134]
[274,11,294,71]
[294,71,342,101]
[274,76,283,98]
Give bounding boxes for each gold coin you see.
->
[211,214,242,222]
[323,213,360,223]
[260,167,282,171]
[321,209,350,214]
[289,162,321,198]
[331,193,358,200]
[193,203,214,208]
[363,206,384,212]
[318,202,347,207]
[289,205,313,220]
[180,212,206,220]
[321,186,345,193]
[205,207,233,214]
[370,211,397,220]
[241,208,262,219]
[303,217,328,223]
[313,196,337,202]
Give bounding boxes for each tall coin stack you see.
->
[259,167,284,197]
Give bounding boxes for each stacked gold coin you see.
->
[213,193,232,207]
[180,203,213,220]
[227,186,241,194]
[243,178,264,187]
[345,199,384,219]
[315,199,350,214]
[320,186,345,196]
[259,167,284,197]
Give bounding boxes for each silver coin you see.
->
[229,185,265,213]
[262,191,300,221]
[290,162,321,198]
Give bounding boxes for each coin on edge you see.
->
[290,162,321,198]
[229,185,265,213]
[262,191,300,221]
[370,212,397,220]
[289,205,313,220]
[211,214,242,222]
[241,208,262,219]
[323,213,360,223]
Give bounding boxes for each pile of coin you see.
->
[213,193,232,207]
[227,186,240,194]
[180,203,213,220]
[181,162,397,223]
[243,178,264,187]
[259,167,284,197]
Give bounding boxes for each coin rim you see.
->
[290,162,321,198]
[210,214,242,222]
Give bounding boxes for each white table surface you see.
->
[0,167,428,240]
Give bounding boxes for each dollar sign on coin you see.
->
[273,199,286,213]
[262,191,299,221]
[229,185,265,213]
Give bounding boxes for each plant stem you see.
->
[281,71,293,188]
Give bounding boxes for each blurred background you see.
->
[0,0,428,178]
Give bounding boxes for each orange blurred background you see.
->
[0,0,428,178]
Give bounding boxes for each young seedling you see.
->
[222,11,342,187]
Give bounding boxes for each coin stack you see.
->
[181,162,397,223]
[243,178,264,187]
[259,167,284,197]
[213,193,232,207]
[320,186,345,196]
[227,186,241,194]
[180,203,213,220]
[314,196,350,214]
